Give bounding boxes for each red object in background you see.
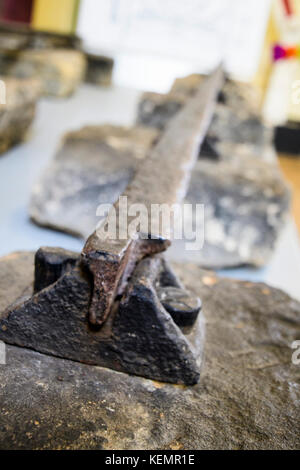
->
[282,0,293,16]
[1,0,33,24]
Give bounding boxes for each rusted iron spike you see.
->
[82,66,224,327]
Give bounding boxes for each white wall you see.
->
[77,0,271,92]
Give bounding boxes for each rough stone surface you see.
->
[167,155,291,268]
[171,73,262,113]
[0,252,299,450]
[0,23,81,51]
[137,88,272,160]
[0,76,40,154]
[137,74,271,156]
[137,91,186,130]
[6,49,86,97]
[30,125,159,238]
[0,24,82,97]
[0,24,113,92]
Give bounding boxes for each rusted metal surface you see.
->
[82,66,224,327]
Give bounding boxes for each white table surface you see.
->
[0,83,299,301]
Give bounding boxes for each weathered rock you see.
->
[137,84,275,161]
[0,23,82,88]
[137,74,270,155]
[137,91,186,130]
[167,155,291,268]
[30,125,159,238]
[0,252,299,450]
[0,25,114,92]
[85,54,114,86]
[137,89,272,161]
[171,73,262,113]
[0,22,81,51]
[6,49,86,97]
[0,76,40,154]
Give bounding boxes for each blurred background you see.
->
[0,0,274,90]
[0,0,300,300]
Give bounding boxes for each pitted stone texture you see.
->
[171,73,262,113]
[137,91,186,130]
[137,74,271,158]
[30,125,159,238]
[0,76,40,154]
[0,253,299,450]
[167,156,291,268]
[6,49,86,97]
[137,91,272,162]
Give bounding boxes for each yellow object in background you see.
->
[261,0,300,124]
[32,0,80,35]
[253,1,279,104]
[293,0,300,15]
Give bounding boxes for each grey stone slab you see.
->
[6,49,87,97]
[176,155,290,268]
[30,125,159,238]
[0,76,40,154]
[137,74,271,157]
